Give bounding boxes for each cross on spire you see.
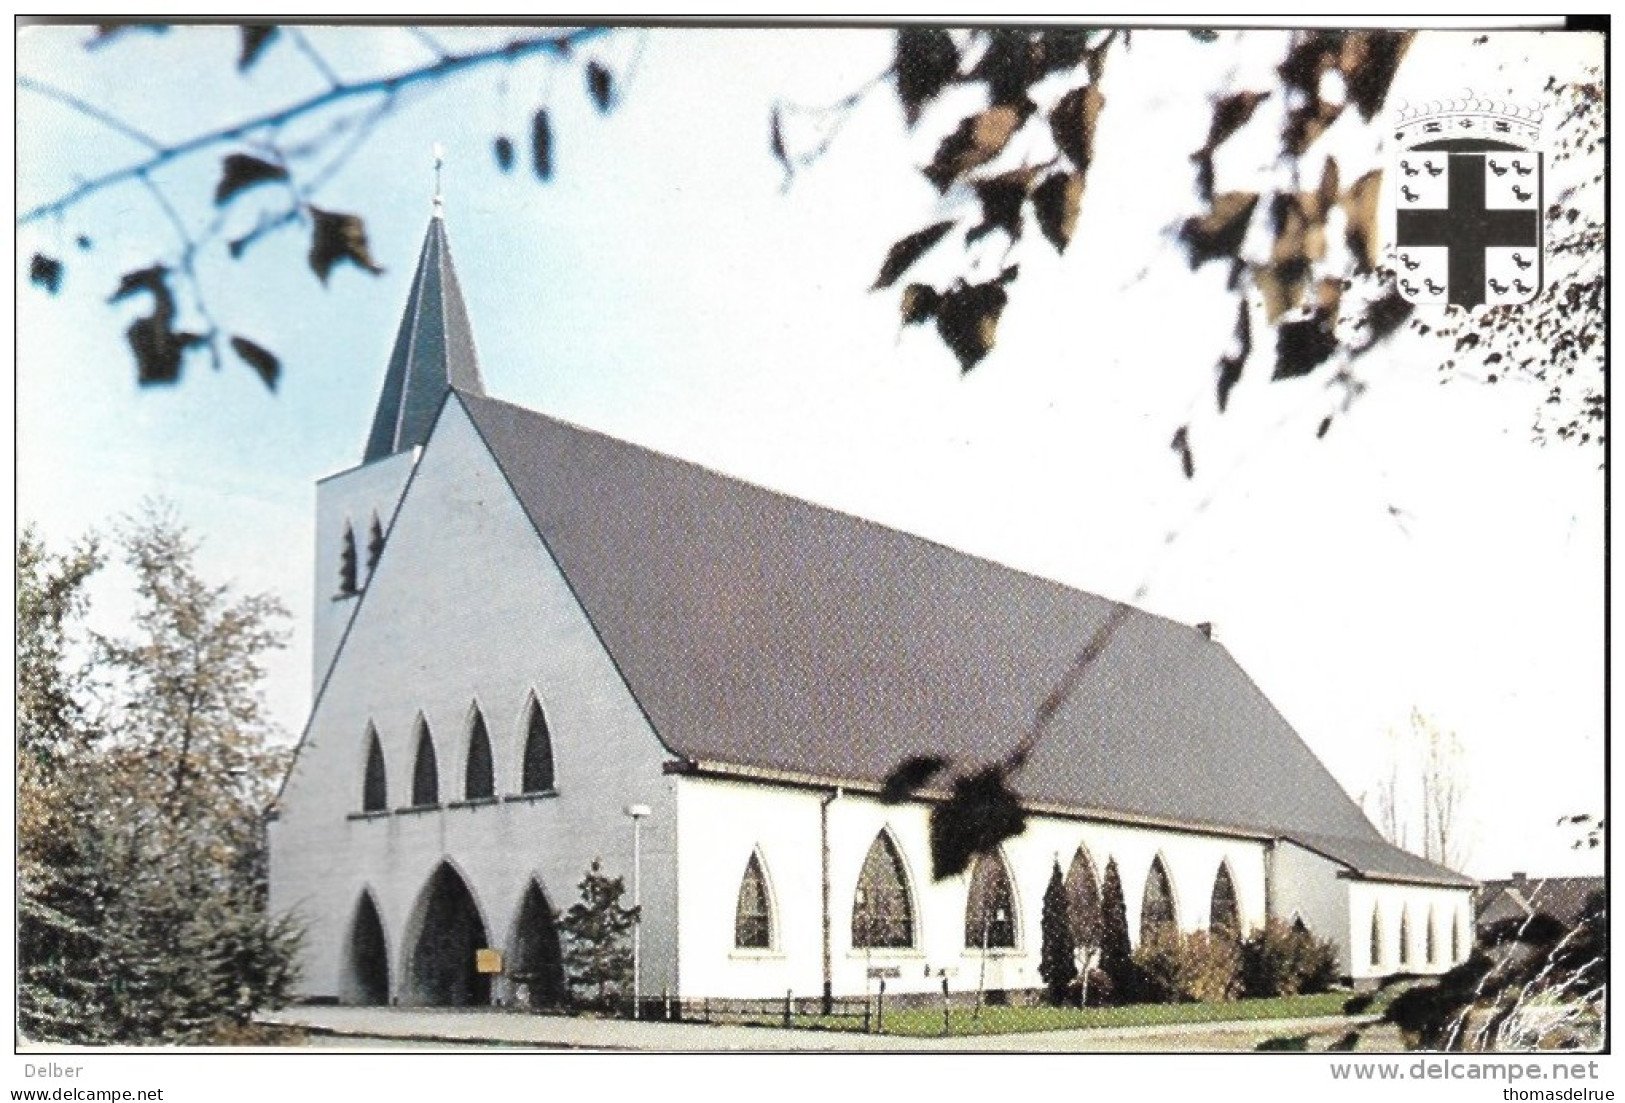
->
[432,143,445,217]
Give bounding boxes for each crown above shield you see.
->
[1394,96,1543,149]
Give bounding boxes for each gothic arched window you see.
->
[851,832,914,949]
[1452,908,1463,963]
[366,512,385,578]
[521,697,555,793]
[1399,906,1412,966]
[734,853,773,949]
[411,718,439,807]
[1370,907,1383,967]
[1426,906,1438,964]
[964,850,1016,949]
[464,707,494,800]
[1209,861,1240,935]
[1140,855,1177,943]
[1065,847,1103,949]
[362,726,387,812]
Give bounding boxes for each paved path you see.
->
[264,1006,1403,1052]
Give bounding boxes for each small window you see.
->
[1425,906,1437,964]
[1140,856,1177,943]
[852,832,914,949]
[1398,906,1411,966]
[734,853,773,949]
[464,707,494,800]
[339,522,359,596]
[964,850,1017,949]
[1370,908,1383,967]
[521,697,555,793]
[362,726,387,812]
[366,513,385,578]
[411,718,439,807]
[1452,909,1463,963]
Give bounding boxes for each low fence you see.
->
[670,992,876,1033]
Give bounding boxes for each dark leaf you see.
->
[900,283,940,326]
[229,336,280,391]
[1316,416,1333,438]
[75,235,92,251]
[928,766,1027,880]
[1189,29,1220,43]
[1038,28,1093,74]
[1339,31,1413,120]
[307,207,383,283]
[935,279,1009,372]
[923,104,1027,192]
[1179,192,1258,268]
[894,27,959,126]
[1350,290,1413,357]
[968,168,1034,244]
[531,108,554,181]
[108,265,204,384]
[1201,90,1270,156]
[972,29,1041,107]
[1031,171,1084,252]
[768,105,792,182]
[493,136,514,172]
[880,755,951,803]
[1278,31,1337,94]
[1274,309,1339,380]
[1216,299,1251,411]
[214,153,289,205]
[586,61,613,112]
[872,220,955,291]
[1049,84,1105,174]
[88,24,169,49]
[239,25,278,70]
[109,265,169,305]
[29,253,64,294]
[1171,425,1195,479]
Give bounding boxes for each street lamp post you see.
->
[624,803,651,1020]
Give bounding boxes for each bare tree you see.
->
[1365,709,1470,870]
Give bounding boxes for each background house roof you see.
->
[1475,875,1604,928]
[458,389,1472,889]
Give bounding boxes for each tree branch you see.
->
[18,26,610,226]
[18,75,164,152]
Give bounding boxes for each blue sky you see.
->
[16,23,1606,881]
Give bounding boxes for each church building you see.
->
[267,207,1474,1009]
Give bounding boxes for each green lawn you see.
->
[870,992,1355,1037]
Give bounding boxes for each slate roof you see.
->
[456,390,1472,889]
[362,216,486,463]
[1475,875,1604,929]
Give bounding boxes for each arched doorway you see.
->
[342,891,390,1005]
[507,881,567,1009]
[406,863,492,1006]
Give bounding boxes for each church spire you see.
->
[361,179,485,464]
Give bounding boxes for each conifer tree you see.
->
[557,859,640,1010]
[1038,859,1078,1005]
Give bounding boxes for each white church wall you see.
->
[1270,840,1354,972]
[310,448,417,692]
[674,776,1271,1001]
[271,398,681,1004]
[1346,879,1474,982]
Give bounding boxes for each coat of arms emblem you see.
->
[1392,98,1544,308]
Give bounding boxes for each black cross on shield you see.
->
[1395,138,1541,308]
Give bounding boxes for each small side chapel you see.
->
[267,205,1474,1009]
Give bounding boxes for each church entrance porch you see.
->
[405,863,492,1007]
